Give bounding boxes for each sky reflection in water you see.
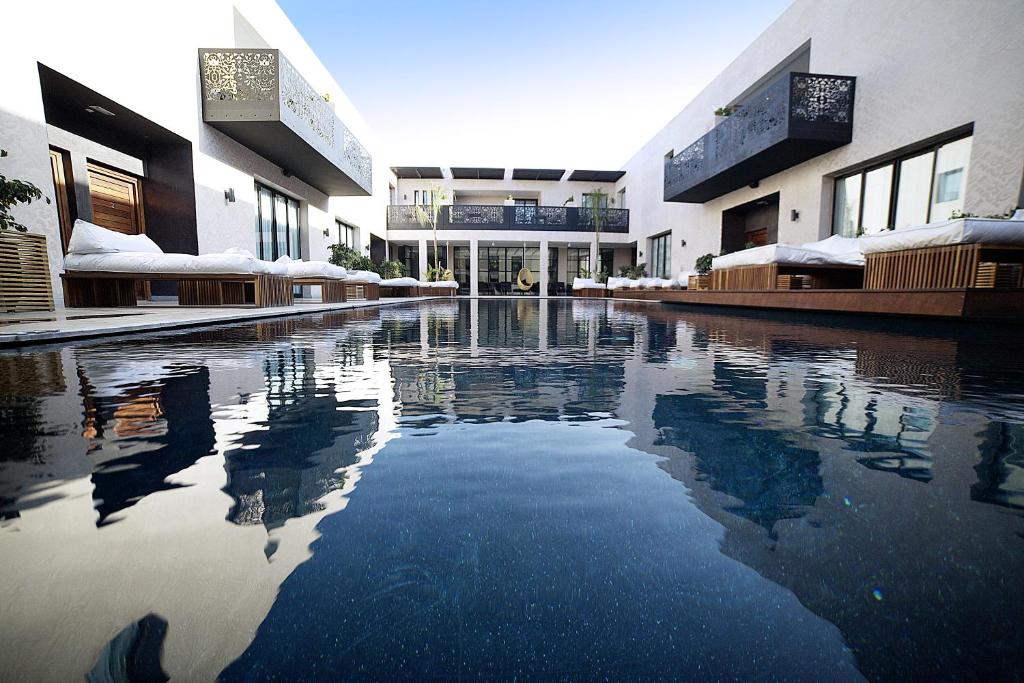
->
[1,299,1022,681]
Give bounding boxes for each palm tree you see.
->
[586,188,609,282]
[415,185,449,281]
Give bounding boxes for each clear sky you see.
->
[278,0,792,170]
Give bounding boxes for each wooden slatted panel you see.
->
[861,243,1024,290]
[710,264,778,291]
[87,164,145,236]
[322,280,346,303]
[0,232,55,312]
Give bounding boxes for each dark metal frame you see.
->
[386,204,629,233]
[665,72,856,203]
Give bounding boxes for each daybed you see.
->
[380,277,420,297]
[340,270,382,301]
[572,277,608,298]
[62,221,293,308]
[861,211,1024,290]
[710,235,865,291]
[276,256,348,303]
[418,280,459,297]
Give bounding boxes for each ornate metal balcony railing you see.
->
[664,72,855,203]
[386,205,629,233]
[199,48,372,196]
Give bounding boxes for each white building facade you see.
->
[1,0,389,306]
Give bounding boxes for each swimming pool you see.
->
[1,299,1022,681]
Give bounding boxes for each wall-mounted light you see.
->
[322,227,330,237]
[639,250,644,258]
[791,209,800,221]
[224,188,236,203]
[680,239,687,248]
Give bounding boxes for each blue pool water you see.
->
[1,299,1022,681]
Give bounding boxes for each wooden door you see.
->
[87,163,146,236]
[48,149,75,253]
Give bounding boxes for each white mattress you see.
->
[858,217,1024,253]
[283,259,346,279]
[345,270,382,284]
[419,280,459,289]
[712,237,865,270]
[572,277,606,290]
[65,251,287,276]
[606,277,640,290]
[380,277,420,287]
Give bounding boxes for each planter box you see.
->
[688,275,710,291]
[0,231,54,312]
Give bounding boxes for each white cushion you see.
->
[283,259,346,279]
[381,277,419,287]
[858,217,1024,254]
[345,270,382,284]
[68,220,163,255]
[572,277,606,290]
[226,247,256,258]
[712,241,865,270]
[419,280,458,288]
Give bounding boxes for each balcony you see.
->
[386,205,629,233]
[199,48,372,196]
[664,72,855,203]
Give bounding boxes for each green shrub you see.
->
[375,260,407,279]
[695,253,715,275]
[328,244,373,271]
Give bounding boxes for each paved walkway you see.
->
[0,298,428,347]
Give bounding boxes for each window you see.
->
[255,182,300,261]
[567,247,591,279]
[582,192,608,209]
[650,232,671,278]
[832,134,972,236]
[336,219,357,249]
[477,246,540,290]
[599,248,614,278]
[548,247,559,283]
[617,188,626,210]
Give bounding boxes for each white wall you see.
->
[620,0,1024,277]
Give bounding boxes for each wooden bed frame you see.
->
[62,271,294,308]
[710,263,864,291]
[864,243,1024,289]
[380,285,420,298]
[573,288,609,298]
[291,277,380,303]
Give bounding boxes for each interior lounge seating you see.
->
[276,255,349,303]
[709,235,865,291]
[380,276,420,297]
[861,210,1024,289]
[62,220,293,308]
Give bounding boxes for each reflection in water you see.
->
[0,300,1022,681]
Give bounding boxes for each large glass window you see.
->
[930,136,971,221]
[650,232,671,278]
[893,151,934,229]
[598,248,614,278]
[477,246,540,294]
[453,246,471,294]
[255,182,301,261]
[567,247,590,279]
[336,219,357,249]
[833,134,972,236]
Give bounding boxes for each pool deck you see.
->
[603,288,1024,322]
[0,297,431,347]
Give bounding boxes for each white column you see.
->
[469,238,479,297]
[417,237,429,280]
[539,239,549,298]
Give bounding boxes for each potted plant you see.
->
[690,253,714,291]
[1,149,55,312]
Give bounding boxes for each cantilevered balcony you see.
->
[664,72,855,203]
[386,205,629,233]
[199,48,372,196]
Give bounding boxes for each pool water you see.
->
[1,299,1022,681]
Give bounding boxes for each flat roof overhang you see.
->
[451,167,506,180]
[199,49,372,197]
[392,166,444,179]
[512,168,566,181]
[568,170,625,183]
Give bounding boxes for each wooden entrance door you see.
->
[48,149,75,253]
[87,163,146,236]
